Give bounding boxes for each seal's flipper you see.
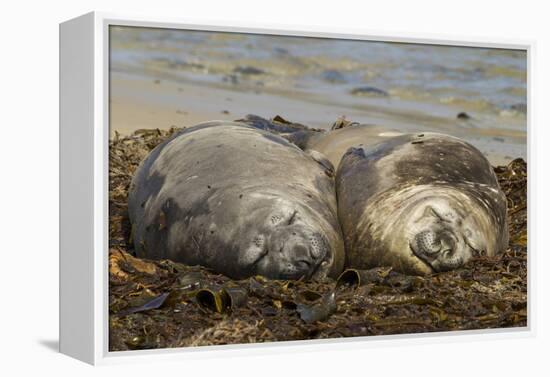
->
[235,114,309,134]
[236,114,324,150]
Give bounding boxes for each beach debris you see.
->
[500,103,527,117]
[224,286,249,310]
[116,292,170,316]
[109,248,159,282]
[509,103,527,114]
[175,271,204,291]
[297,291,337,324]
[196,287,231,313]
[457,112,471,120]
[195,285,249,313]
[337,268,391,287]
[337,268,417,292]
[222,74,239,85]
[321,69,348,84]
[350,86,389,97]
[331,116,359,130]
[233,65,265,75]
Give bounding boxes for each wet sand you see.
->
[110,71,525,165]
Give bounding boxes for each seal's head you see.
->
[406,196,489,272]
[365,185,505,275]
[240,204,333,280]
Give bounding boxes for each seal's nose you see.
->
[290,244,310,261]
[283,242,316,276]
[276,231,330,279]
[415,230,442,256]
[413,229,464,271]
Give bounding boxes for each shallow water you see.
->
[109,26,527,164]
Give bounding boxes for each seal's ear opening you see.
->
[307,150,335,177]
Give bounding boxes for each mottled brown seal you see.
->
[336,132,508,275]
[128,121,345,280]
[291,123,402,168]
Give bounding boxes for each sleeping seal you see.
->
[236,114,401,168]
[336,132,508,275]
[128,121,344,280]
[291,123,402,167]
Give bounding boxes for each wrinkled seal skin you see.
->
[336,132,508,275]
[128,121,345,280]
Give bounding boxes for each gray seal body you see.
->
[128,121,345,280]
[286,123,402,168]
[336,132,508,275]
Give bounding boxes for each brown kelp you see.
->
[109,117,527,351]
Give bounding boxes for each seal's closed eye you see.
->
[418,206,450,223]
[287,210,298,225]
[271,209,299,227]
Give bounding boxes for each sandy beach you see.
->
[109,27,526,166]
[110,72,526,165]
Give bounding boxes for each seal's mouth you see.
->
[253,231,331,280]
[409,232,477,273]
[247,247,268,272]
[276,258,329,280]
[308,257,331,280]
[409,242,436,273]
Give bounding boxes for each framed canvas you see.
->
[59,12,533,365]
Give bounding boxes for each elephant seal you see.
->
[336,132,508,275]
[128,121,344,280]
[236,114,401,167]
[293,123,402,167]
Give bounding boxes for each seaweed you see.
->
[108,123,527,351]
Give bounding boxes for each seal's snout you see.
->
[415,230,442,255]
[412,229,464,272]
[288,244,311,267]
[309,233,328,260]
[279,231,330,279]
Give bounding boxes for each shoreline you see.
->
[110,72,526,166]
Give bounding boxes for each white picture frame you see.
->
[59,11,534,365]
